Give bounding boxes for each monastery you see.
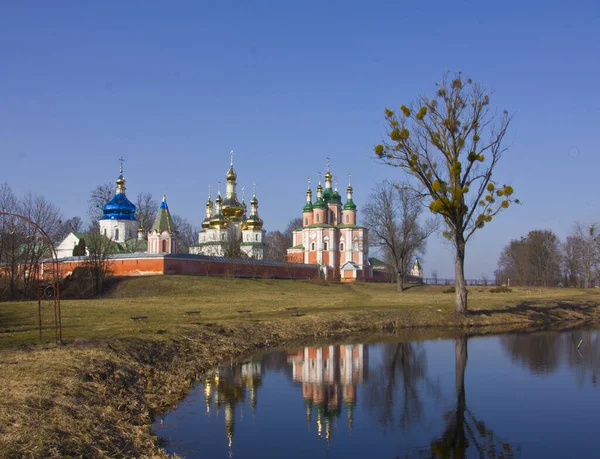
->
[51,156,420,282]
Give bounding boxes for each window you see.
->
[340,242,344,251]
[304,217,308,225]
[316,214,320,222]
[324,241,328,250]
[222,233,225,240]
[255,234,259,241]
[346,215,349,223]
[311,242,315,251]
[114,229,119,240]
[162,240,167,252]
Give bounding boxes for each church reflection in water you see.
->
[202,360,264,453]
[200,344,368,452]
[287,344,367,442]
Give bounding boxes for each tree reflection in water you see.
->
[430,335,516,459]
[363,342,440,429]
[501,327,600,387]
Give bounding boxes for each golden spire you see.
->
[116,157,126,194]
[316,172,323,199]
[325,156,333,188]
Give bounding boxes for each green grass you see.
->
[1,275,599,457]
[2,275,600,348]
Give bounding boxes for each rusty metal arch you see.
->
[0,211,62,343]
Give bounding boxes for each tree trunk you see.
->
[397,271,404,292]
[454,236,468,315]
[454,335,468,455]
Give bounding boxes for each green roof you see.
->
[337,224,365,229]
[343,199,357,210]
[369,257,389,267]
[240,242,265,247]
[289,244,304,249]
[303,202,314,212]
[304,223,335,229]
[152,200,176,233]
[312,197,326,209]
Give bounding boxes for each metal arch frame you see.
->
[0,211,62,344]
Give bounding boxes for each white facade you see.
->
[55,233,89,259]
[98,219,139,244]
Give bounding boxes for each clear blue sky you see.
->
[1,1,599,278]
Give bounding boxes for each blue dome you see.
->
[101,193,137,221]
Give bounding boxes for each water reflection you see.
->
[156,326,600,458]
[501,328,599,386]
[287,345,367,442]
[202,361,264,454]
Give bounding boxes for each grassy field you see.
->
[2,275,600,348]
[1,276,599,457]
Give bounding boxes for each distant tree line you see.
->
[495,223,600,287]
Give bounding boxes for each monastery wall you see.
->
[48,254,319,281]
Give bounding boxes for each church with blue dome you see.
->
[98,164,142,243]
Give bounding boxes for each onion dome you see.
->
[202,187,214,229]
[101,164,137,221]
[313,180,326,208]
[303,180,313,212]
[152,195,176,233]
[243,189,263,230]
[222,154,244,222]
[343,183,357,210]
[210,193,228,228]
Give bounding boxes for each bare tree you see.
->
[264,230,288,261]
[363,181,436,292]
[572,222,600,288]
[263,217,302,261]
[375,74,517,314]
[563,235,583,287]
[135,192,158,233]
[56,216,84,241]
[496,230,562,287]
[431,269,439,285]
[223,225,244,259]
[172,214,196,254]
[83,228,115,295]
[88,182,114,222]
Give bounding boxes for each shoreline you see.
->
[1,300,599,458]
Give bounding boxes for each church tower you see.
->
[287,158,370,281]
[147,195,177,254]
[241,184,265,259]
[99,161,140,243]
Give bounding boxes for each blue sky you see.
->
[1,1,599,278]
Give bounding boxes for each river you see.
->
[153,325,599,458]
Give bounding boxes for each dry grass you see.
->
[1,276,599,457]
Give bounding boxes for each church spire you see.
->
[324,156,333,190]
[116,157,126,194]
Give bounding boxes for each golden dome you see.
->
[226,165,237,181]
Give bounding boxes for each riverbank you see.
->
[1,276,599,457]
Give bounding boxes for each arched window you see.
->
[316,214,320,222]
[311,242,315,251]
[255,234,259,241]
[162,240,167,252]
[340,242,344,251]
[324,241,328,250]
[114,229,119,240]
[304,217,308,225]
[346,215,349,223]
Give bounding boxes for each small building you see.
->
[147,195,177,254]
